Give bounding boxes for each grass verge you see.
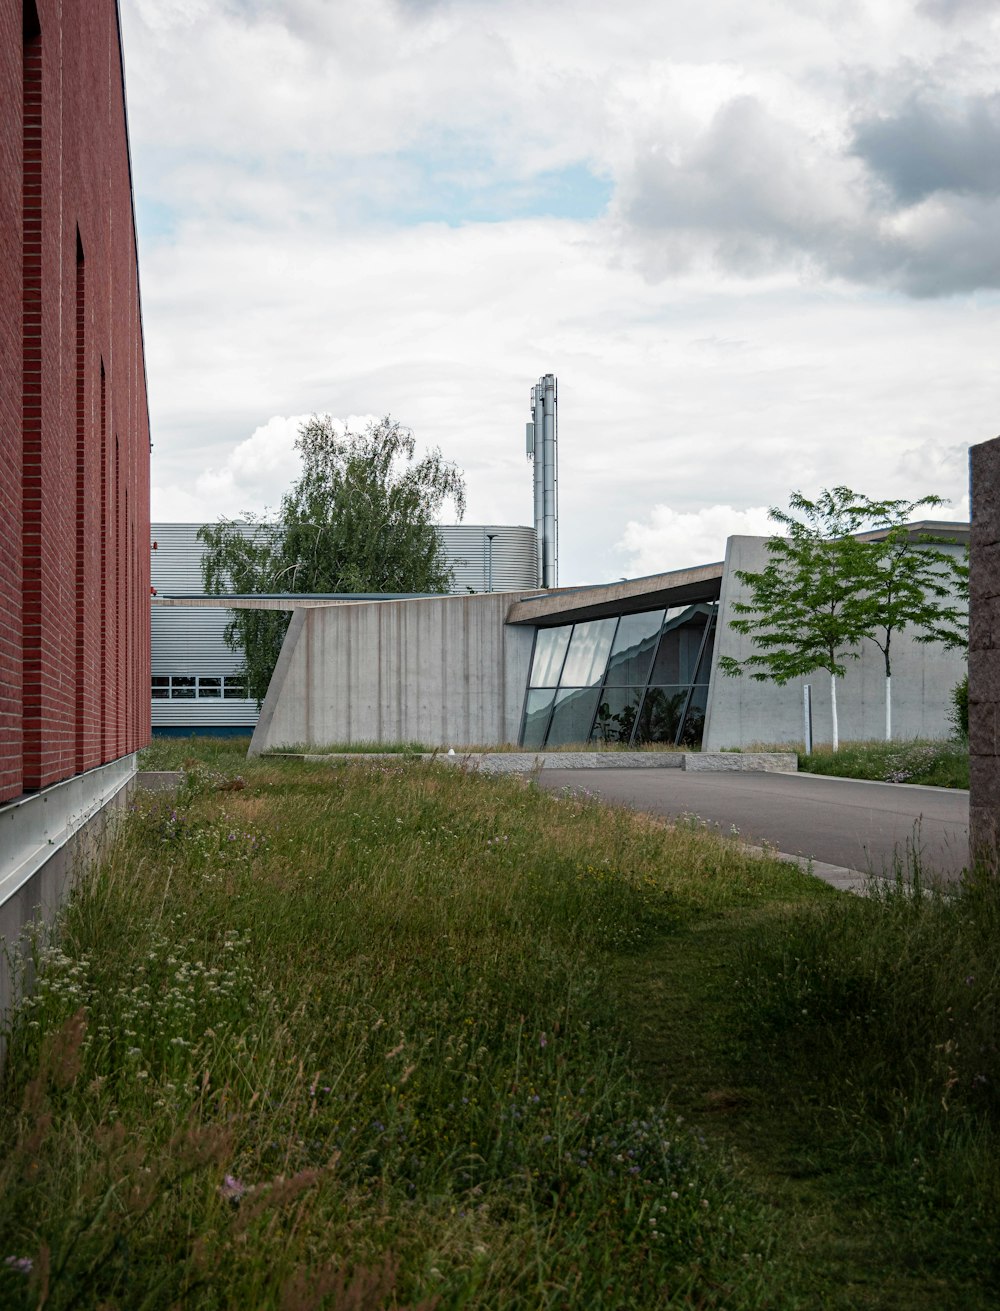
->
[744,739,969,788]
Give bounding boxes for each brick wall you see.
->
[0,1,23,800]
[0,0,150,804]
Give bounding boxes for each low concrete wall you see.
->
[704,535,967,749]
[251,592,538,753]
[684,752,797,772]
[970,436,1000,861]
[265,750,797,774]
[449,751,796,774]
[439,751,685,772]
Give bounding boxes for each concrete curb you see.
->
[755,846,873,896]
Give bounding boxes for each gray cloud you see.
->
[617,96,861,278]
[917,0,998,25]
[845,194,1000,296]
[851,93,1000,202]
[615,88,1000,296]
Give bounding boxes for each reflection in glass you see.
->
[198,677,221,699]
[151,677,168,701]
[604,610,664,686]
[560,618,618,688]
[529,626,571,687]
[649,605,711,685]
[692,613,717,684]
[547,687,601,746]
[591,688,643,744]
[634,685,689,744]
[519,598,718,749]
[681,684,709,746]
[522,688,556,748]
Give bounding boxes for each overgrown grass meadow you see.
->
[796,738,969,788]
[0,738,996,1308]
[727,871,1000,1294]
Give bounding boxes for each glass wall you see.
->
[519,602,717,749]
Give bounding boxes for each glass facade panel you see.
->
[692,613,716,684]
[604,610,664,686]
[223,679,247,699]
[521,689,556,748]
[547,687,601,746]
[518,599,718,750]
[649,605,712,685]
[560,618,618,688]
[680,684,709,747]
[591,687,644,744]
[198,677,221,699]
[529,626,571,687]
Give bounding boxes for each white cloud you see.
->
[120,0,1000,585]
[618,505,776,577]
[141,210,991,581]
[151,412,377,521]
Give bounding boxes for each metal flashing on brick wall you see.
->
[0,754,136,909]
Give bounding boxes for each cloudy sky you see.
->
[124,0,999,586]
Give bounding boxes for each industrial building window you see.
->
[151,676,247,700]
[520,602,718,750]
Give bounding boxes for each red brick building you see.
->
[0,0,149,810]
[1,0,149,1004]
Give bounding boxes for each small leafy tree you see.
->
[718,489,871,750]
[836,493,967,740]
[200,415,466,704]
[719,487,967,749]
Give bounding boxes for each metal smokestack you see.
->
[526,374,558,588]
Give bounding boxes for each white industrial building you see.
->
[150,522,539,734]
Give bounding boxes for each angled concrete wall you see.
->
[969,436,1000,859]
[703,535,967,749]
[250,591,538,752]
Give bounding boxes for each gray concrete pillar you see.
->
[969,434,1000,864]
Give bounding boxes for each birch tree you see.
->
[199,416,465,704]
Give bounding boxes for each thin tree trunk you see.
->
[885,675,891,741]
[830,672,839,752]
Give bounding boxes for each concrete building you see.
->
[1,0,150,1009]
[214,523,967,755]
[150,522,538,734]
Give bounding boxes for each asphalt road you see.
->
[534,768,970,884]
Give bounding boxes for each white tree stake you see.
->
[830,672,840,752]
[885,674,892,742]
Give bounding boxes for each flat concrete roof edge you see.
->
[507,562,724,626]
[154,589,546,610]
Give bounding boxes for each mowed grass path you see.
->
[0,741,996,1308]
